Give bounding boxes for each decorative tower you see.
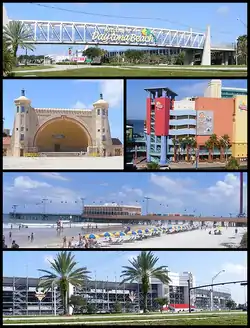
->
[92,94,112,156]
[12,89,31,156]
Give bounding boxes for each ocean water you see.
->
[127,119,144,135]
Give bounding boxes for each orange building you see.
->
[195,97,235,146]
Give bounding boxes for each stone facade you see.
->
[8,90,122,157]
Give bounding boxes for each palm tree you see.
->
[207,134,218,161]
[120,251,171,313]
[3,38,15,76]
[38,251,90,315]
[204,139,213,162]
[185,137,197,162]
[218,134,230,162]
[3,21,35,66]
[172,138,178,162]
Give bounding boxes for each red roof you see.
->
[3,137,11,145]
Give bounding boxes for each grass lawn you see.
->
[13,65,54,71]
[14,67,247,77]
[3,313,247,325]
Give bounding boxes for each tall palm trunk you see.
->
[208,149,212,162]
[63,289,68,314]
[220,147,225,162]
[174,145,176,162]
[143,292,148,313]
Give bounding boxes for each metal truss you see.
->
[11,20,206,49]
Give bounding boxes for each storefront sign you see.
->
[155,101,163,110]
[239,101,247,111]
[92,27,157,43]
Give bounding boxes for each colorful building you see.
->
[143,80,247,164]
[3,90,122,157]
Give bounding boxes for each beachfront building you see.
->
[204,80,247,99]
[2,272,231,315]
[3,90,122,157]
[142,80,247,164]
[126,124,146,164]
[83,203,142,216]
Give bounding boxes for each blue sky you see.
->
[3,251,247,303]
[4,2,247,55]
[127,79,247,119]
[3,79,123,142]
[3,172,247,217]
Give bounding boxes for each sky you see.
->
[3,172,247,217]
[3,79,124,142]
[2,250,247,304]
[126,79,248,119]
[3,2,247,55]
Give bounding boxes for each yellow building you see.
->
[232,95,247,159]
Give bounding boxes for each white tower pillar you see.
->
[3,5,9,27]
[201,25,211,66]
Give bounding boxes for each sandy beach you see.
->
[3,225,246,249]
[110,227,246,249]
[3,223,144,248]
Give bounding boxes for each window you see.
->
[20,134,24,141]
[102,109,106,116]
[102,128,105,133]
[21,127,24,131]
[97,109,100,115]
[17,106,19,113]
[26,128,28,131]
[21,106,25,113]
[97,129,100,132]
[102,135,106,141]
[16,128,18,131]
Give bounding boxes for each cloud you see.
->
[39,173,70,181]
[72,80,123,109]
[72,101,90,109]
[4,175,86,213]
[122,185,143,197]
[150,173,196,196]
[199,174,247,214]
[100,80,124,108]
[178,81,208,98]
[216,6,229,15]
[14,176,51,189]
[223,263,247,277]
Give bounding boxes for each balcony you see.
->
[169,128,196,135]
[169,119,196,125]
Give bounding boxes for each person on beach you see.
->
[19,224,21,230]
[11,224,13,229]
[63,236,67,248]
[235,228,238,234]
[96,224,98,229]
[31,233,34,242]
[28,235,30,241]
[11,240,19,248]
[68,239,72,248]
[9,231,12,239]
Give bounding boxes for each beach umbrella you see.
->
[114,231,126,237]
[162,227,167,230]
[137,229,144,234]
[86,234,99,239]
[103,232,114,237]
[145,228,150,233]
[127,230,137,235]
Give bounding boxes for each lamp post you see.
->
[211,270,225,311]
[219,136,228,164]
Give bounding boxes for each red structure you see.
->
[155,97,171,136]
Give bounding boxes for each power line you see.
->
[31,3,233,35]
